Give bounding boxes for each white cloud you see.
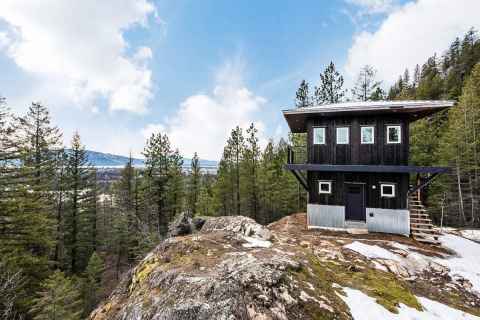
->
[143,59,268,160]
[346,0,396,14]
[0,0,156,113]
[345,0,480,86]
[0,32,10,49]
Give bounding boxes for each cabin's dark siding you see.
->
[308,171,409,209]
[307,115,410,166]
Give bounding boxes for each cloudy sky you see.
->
[0,0,479,160]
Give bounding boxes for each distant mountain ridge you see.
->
[72,149,218,169]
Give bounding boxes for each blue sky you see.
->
[0,0,478,160]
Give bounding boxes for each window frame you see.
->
[313,126,326,145]
[336,126,350,145]
[318,180,332,194]
[380,183,396,198]
[386,125,402,144]
[360,126,375,144]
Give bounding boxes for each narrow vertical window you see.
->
[313,127,325,145]
[336,127,349,144]
[386,125,401,144]
[361,126,375,144]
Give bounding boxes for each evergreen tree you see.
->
[143,132,183,236]
[115,155,138,262]
[1,102,60,306]
[351,65,382,101]
[187,152,201,216]
[369,87,386,101]
[438,63,480,226]
[314,62,346,104]
[242,123,261,221]
[64,133,96,274]
[295,80,312,108]
[196,174,215,216]
[30,271,83,320]
[227,127,244,215]
[82,252,104,316]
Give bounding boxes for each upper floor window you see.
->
[336,127,349,144]
[386,125,401,144]
[313,127,326,145]
[361,126,375,144]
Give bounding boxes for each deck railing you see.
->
[287,145,308,164]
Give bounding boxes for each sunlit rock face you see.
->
[90,214,480,320]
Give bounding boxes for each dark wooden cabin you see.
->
[283,100,454,240]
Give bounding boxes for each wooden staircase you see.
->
[409,193,441,245]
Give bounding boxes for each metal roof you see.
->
[283,100,454,133]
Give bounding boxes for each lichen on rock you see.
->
[90,213,480,320]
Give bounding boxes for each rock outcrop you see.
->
[90,214,480,320]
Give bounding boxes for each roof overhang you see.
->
[283,100,454,133]
[285,164,450,174]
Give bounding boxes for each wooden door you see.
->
[345,183,366,221]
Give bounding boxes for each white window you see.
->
[319,181,332,194]
[361,126,375,144]
[386,125,401,144]
[380,183,395,197]
[336,127,349,144]
[313,127,326,145]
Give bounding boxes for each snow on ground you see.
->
[344,234,480,295]
[340,287,480,320]
[460,230,480,242]
[344,241,403,262]
[436,234,480,293]
[242,236,272,248]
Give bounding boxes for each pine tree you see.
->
[295,80,311,108]
[242,123,261,221]
[438,63,480,226]
[64,133,96,274]
[197,174,215,216]
[187,152,201,216]
[115,155,138,262]
[0,102,60,305]
[369,87,386,101]
[143,132,183,236]
[314,61,346,104]
[351,65,382,101]
[82,252,104,315]
[30,271,83,320]
[227,127,244,215]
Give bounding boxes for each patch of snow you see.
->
[242,236,272,248]
[340,287,479,320]
[344,241,402,262]
[436,234,480,293]
[343,241,447,278]
[460,230,480,242]
[390,242,410,251]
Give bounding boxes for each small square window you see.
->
[313,127,325,145]
[319,181,332,194]
[380,183,395,197]
[336,127,349,144]
[387,125,401,144]
[361,126,375,144]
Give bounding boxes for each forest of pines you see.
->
[1,29,480,319]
